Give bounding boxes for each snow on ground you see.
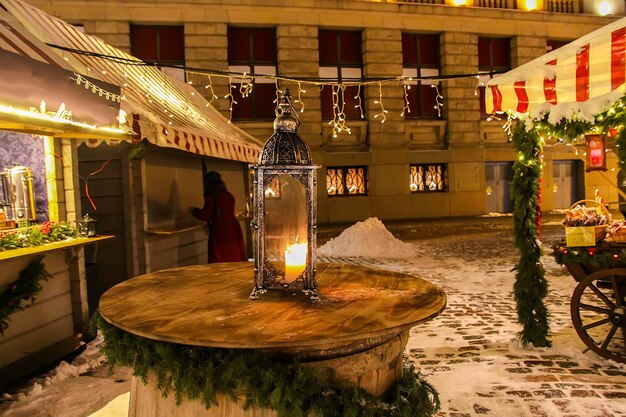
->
[317,217,416,258]
[1,217,625,417]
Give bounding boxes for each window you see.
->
[402,33,441,119]
[326,166,367,196]
[409,164,448,192]
[130,25,185,81]
[227,27,277,120]
[319,30,363,120]
[546,39,570,53]
[478,37,510,117]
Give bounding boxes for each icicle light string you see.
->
[329,84,351,138]
[373,82,388,123]
[354,85,364,119]
[47,42,504,85]
[433,84,444,117]
[294,81,306,113]
[401,81,411,118]
[204,75,219,107]
[273,80,282,116]
[224,76,237,123]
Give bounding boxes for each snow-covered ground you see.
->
[1,217,625,417]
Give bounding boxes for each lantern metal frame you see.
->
[584,133,607,172]
[250,89,319,301]
[78,213,98,237]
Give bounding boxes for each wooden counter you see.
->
[0,235,113,261]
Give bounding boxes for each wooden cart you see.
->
[561,242,626,363]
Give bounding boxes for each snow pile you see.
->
[317,217,415,258]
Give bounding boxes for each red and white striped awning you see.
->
[0,7,69,68]
[0,0,262,163]
[486,17,626,121]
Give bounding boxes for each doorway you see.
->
[552,160,580,209]
[485,162,513,213]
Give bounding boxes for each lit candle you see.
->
[284,241,307,283]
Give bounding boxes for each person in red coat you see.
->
[192,171,247,263]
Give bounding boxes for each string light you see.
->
[224,76,237,124]
[354,85,364,119]
[373,82,388,123]
[273,80,281,116]
[294,81,306,113]
[474,75,481,96]
[204,75,219,108]
[432,83,443,117]
[71,73,121,102]
[239,72,253,98]
[400,81,411,118]
[329,84,351,138]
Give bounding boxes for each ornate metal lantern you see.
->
[250,89,319,300]
[585,133,607,172]
[78,213,98,237]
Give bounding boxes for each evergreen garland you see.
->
[0,222,79,252]
[92,311,440,417]
[0,255,52,336]
[552,244,626,269]
[511,121,550,347]
[509,98,626,346]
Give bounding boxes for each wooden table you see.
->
[99,262,446,417]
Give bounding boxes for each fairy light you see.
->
[432,83,443,117]
[329,84,351,138]
[224,76,237,123]
[273,80,281,116]
[204,75,219,108]
[474,75,481,96]
[239,72,253,98]
[373,82,388,123]
[354,85,364,119]
[401,81,411,118]
[294,81,306,113]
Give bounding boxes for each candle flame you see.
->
[284,242,307,283]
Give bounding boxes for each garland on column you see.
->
[92,311,440,417]
[0,255,52,336]
[511,121,550,347]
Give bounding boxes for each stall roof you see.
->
[486,17,626,121]
[0,0,262,163]
[0,7,134,140]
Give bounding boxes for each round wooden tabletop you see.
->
[99,262,446,351]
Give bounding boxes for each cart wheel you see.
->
[571,268,626,363]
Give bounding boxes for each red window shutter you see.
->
[319,30,338,64]
[228,27,252,62]
[320,85,334,120]
[491,38,510,68]
[419,34,440,66]
[252,28,277,62]
[402,33,417,66]
[339,31,362,64]
[130,26,158,61]
[478,37,490,68]
[159,26,185,61]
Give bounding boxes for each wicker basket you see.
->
[564,199,610,243]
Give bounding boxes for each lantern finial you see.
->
[274,88,300,133]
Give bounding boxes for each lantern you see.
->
[78,213,98,237]
[585,134,607,172]
[250,89,319,301]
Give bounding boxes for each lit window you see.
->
[402,33,441,119]
[409,164,448,192]
[478,37,510,118]
[130,25,185,81]
[319,30,363,120]
[326,166,367,196]
[227,27,277,120]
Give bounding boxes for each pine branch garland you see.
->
[511,122,550,347]
[0,255,52,336]
[92,311,440,417]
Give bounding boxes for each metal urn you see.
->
[250,89,319,301]
[0,165,36,227]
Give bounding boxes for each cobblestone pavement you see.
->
[319,222,626,417]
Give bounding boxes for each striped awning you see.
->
[0,0,262,163]
[486,17,626,121]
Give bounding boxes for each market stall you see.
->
[0,7,134,386]
[485,17,626,353]
[0,0,262,302]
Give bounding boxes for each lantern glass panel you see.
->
[263,174,308,284]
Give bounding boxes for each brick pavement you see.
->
[318,222,626,417]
